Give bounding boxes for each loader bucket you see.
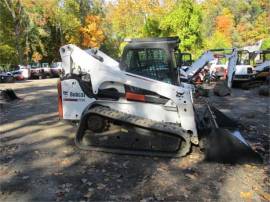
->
[204,128,263,164]
[199,104,262,164]
[210,106,238,129]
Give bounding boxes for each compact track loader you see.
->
[58,37,262,163]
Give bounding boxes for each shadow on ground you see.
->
[0,79,269,201]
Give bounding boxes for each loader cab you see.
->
[252,50,270,65]
[233,50,255,82]
[120,37,180,85]
[237,50,251,66]
[250,50,270,79]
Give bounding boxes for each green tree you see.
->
[204,31,231,49]
[1,0,28,63]
[142,17,162,37]
[160,0,202,54]
[261,38,270,50]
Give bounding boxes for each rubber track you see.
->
[75,106,191,157]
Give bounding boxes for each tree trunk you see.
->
[3,0,24,64]
[14,22,23,64]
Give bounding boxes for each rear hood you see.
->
[235,65,253,75]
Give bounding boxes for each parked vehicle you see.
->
[41,63,52,77]
[30,63,46,79]
[0,72,15,83]
[10,65,31,80]
[50,62,63,77]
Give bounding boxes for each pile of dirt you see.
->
[213,81,230,97]
[0,89,20,104]
[258,85,270,96]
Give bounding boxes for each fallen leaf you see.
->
[53,172,64,176]
[140,198,154,202]
[65,183,72,188]
[154,193,164,200]
[116,179,123,183]
[123,161,129,168]
[185,173,197,180]
[179,187,189,198]
[81,178,87,184]
[84,191,93,198]
[110,195,117,200]
[22,176,29,180]
[87,182,93,186]
[64,187,70,193]
[59,159,71,167]
[240,191,253,200]
[97,183,106,190]
[253,187,270,201]
[122,194,131,200]
[83,188,94,198]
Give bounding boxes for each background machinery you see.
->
[175,52,193,71]
[252,50,270,80]
[232,50,255,85]
[227,49,270,88]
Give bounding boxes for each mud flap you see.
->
[204,128,262,164]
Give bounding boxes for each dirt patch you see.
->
[0,79,269,201]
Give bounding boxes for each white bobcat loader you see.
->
[227,49,270,89]
[58,37,261,163]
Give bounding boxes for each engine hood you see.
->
[235,65,254,75]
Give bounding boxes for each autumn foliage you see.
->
[215,9,234,43]
[0,0,270,64]
[32,52,42,62]
[80,15,105,48]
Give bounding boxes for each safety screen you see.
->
[123,48,171,83]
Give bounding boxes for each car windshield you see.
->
[42,63,49,67]
[31,63,40,68]
[51,63,60,68]
[9,65,20,71]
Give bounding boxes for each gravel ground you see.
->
[0,79,269,202]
